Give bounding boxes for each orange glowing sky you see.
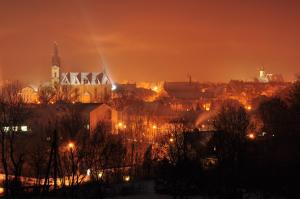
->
[0,0,300,83]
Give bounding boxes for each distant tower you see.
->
[259,67,265,79]
[51,42,61,86]
[258,66,268,83]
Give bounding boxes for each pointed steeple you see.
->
[52,42,61,67]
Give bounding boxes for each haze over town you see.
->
[1,0,300,83]
[1,1,300,199]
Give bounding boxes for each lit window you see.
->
[12,126,18,132]
[21,126,28,132]
[3,127,9,132]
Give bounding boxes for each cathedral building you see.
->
[50,43,113,103]
[257,67,284,83]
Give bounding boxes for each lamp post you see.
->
[68,142,76,189]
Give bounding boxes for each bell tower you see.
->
[51,42,61,86]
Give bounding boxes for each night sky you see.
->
[0,0,300,83]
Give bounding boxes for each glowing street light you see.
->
[117,122,126,129]
[169,137,174,143]
[68,142,75,150]
[98,171,103,179]
[246,105,252,111]
[152,125,157,129]
[118,122,123,127]
[248,133,255,140]
[0,187,4,195]
[123,175,130,182]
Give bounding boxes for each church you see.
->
[50,43,113,103]
[20,43,114,104]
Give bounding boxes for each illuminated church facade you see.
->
[50,43,113,103]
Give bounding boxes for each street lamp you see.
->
[246,105,252,111]
[123,175,130,182]
[98,171,103,179]
[169,137,174,143]
[248,133,255,140]
[68,142,75,150]
[68,141,76,187]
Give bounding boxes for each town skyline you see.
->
[1,1,300,198]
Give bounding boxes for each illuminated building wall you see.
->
[50,43,113,103]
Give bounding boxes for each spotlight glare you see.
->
[111,84,117,91]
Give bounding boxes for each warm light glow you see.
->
[68,142,75,150]
[21,126,28,132]
[0,187,4,195]
[111,84,117,91]
[98,171,103,178]
[123,175,130,182]
[169,137,174,143]
[87,169,91,176]
[246,105,252,110]
[116,122,127,130]
[203,103,211,111]
[152,125,157,129]
[248,133,255,139]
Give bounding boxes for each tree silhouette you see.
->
[213,99,249,198]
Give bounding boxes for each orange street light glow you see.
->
[0,187,4,195]
[248,133,255,139]
[68,142,75,149]
[124,175,130,182]
[98,171,103,178]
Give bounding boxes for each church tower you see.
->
[51,42,61,86]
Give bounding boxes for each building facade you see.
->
[50,43,113,103]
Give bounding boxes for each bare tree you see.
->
[212,99,249,198]
[83,122,127,198]
[38,85,55,104]
[0,81,31,197]
[258,97,289,137]
[155,126,204,199]
[54,84,78,103]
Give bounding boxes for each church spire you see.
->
[52,42,61,67]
